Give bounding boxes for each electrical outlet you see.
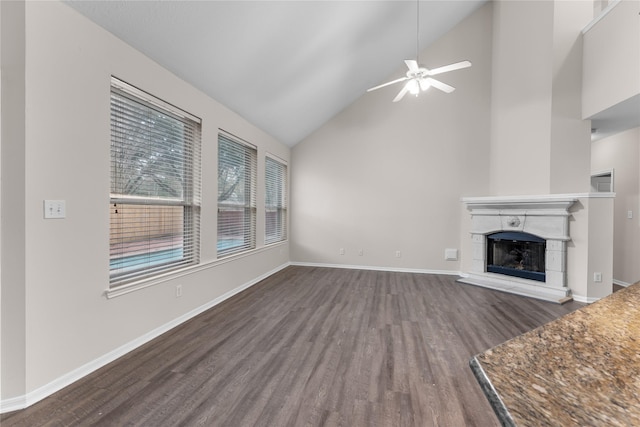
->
[339,248,345,255]
[358,249,363,256]
[176,285,183,297]
[593,272,602,283]
[395,250,401,258]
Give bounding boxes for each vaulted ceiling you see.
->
[65,0,487,146]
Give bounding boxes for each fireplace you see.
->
[460,195,577,303]
[486,232,545,282]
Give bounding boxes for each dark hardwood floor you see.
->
[1,266,584,426]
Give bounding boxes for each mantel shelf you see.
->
[461,195,578,213]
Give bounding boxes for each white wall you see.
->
[1,1,289,405]
[566,194,615,301]
[549,0,593,194]
[592,127,640,285]
[585,195,614,299]
[291,3,493,272]
[489,0,554,195]
[583,0,640,119]
[489,0,592,195]
[1,0,27,402]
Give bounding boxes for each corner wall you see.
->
[291,3,493,272]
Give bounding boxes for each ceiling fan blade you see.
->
[427,78,455,93]
[367,76,409,92]
[405,59,419,73]
[428,60,472,76]
[392,81,412,102]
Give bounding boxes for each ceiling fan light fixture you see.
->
[366,0,472,102]
[408,79,420,96]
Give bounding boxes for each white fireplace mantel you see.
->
[462,194,577,208]
[462,195,578,241]
[459,195,578,303]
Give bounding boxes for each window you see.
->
[109,77,201,286]
[217,132,257,257]
[265,156,287,244]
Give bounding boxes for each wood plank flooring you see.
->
[1,266,584,426]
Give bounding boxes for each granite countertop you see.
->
[471,283,640,426]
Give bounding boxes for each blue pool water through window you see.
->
[110,247,184,272]
[110,240,244,273]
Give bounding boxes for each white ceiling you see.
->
[65,0,487,146]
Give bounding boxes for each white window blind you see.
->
[265,156,287,244]
[217,132,257,257]
[110,77,201,286]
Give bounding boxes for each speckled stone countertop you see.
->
[471,283,640,426]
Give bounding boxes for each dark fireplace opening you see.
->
[486,232,546,282]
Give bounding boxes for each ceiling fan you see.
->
[367,59,472,102]
[367,0,472,102]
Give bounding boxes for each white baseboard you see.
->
[289,261,461,277]
[572,294,602,304]
[0,262,291,414]
[573,280,634,304]
[613,279,631,287]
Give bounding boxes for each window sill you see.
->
[104,241,288,299]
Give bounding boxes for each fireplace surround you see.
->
[460,195,578,303]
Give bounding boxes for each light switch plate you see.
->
[44,200,66,219]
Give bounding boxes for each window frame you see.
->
[265,154,288,245]
[217,131,257,258]
[109,77,202,287]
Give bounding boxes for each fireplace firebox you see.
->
[486,232,546,282]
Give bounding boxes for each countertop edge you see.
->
[469,356,516,427]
